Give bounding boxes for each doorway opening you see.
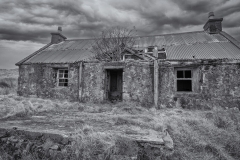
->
[105,69,123,101]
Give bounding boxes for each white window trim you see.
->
[57,69,69,87]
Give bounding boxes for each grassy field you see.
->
[0,69,240,159]
[0,68,18,95]
[0,94,240,159]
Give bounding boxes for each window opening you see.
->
[58,69,68,87]
[147,47,154,52]
[177,70,192,91]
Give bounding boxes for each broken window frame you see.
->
[57,69,69,87]
[176,69,193,92]
[147,47,154,53]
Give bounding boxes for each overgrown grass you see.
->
[159,107,240,160]
[0,94,240,159]
[0,77,17,95]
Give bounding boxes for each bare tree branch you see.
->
[91,27,137,61]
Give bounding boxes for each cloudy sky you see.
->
[0,0,240,69]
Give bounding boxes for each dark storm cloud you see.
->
[0,28,50,43]
[215,0,240,16]
[0,0,240,43]
[170,0,228,13]
[1,0,240,69]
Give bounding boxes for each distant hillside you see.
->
[0,68,18,79]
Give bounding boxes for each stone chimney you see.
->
[51,26,67,44]
[203,12,223,34]
[157,48,166,59]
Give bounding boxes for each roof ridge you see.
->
[65,31,205,41]
[15,43,52,66]
[220,31,240,50]
[132,40,229,48]
[41,48,92,51]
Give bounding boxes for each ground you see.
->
[0,69,240,159]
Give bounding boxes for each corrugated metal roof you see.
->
[21,31,240,64]
[24,40,96,64]
[134,31,228,48]
[166,42,240,60]
[16,43,52,65]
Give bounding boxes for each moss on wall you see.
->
[158,60,240,109]
[81,61,154,104]
[18,60,240,109]
[18,64,79,101]
[123,61,154,106]
[81,62,105,102]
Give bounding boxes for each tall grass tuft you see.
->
[0,77,17,95]
[71,125,115,159]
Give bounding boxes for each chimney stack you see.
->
[208,12,214,19]
[203,12,223,34]
[51,26,66,44]
[58,26,62,32]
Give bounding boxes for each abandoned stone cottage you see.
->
[16,12,240,109]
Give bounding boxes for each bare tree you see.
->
[91,26,136,61]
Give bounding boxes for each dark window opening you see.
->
[58,69,68,87]
[177,71,184,78]
[176,70,192,92]
[148,47,154,52]
[177,80,192,91]
[185,70,191,78]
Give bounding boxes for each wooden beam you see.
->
[103,66,125,69]
[154,60,159,108]
[153,46,159,108]
[78,62,83,101]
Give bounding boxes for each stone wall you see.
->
[18,65,37,96]
[158,66,175,108]
[18,60,240,108]
[18,63,79,101]
[0,128,174,160]
[123,61,154,106]
[18,61,154,104]
[0,128,72,160]
[158,60,240,109]
[81,61,154,104]
[81,62,105,102]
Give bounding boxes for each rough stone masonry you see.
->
[18,59,240,109]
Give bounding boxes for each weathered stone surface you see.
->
[158,60,240,109]
[18,61,154,104]
[82,62,105,102]
[162,130,174,150]
[18,59,240,108]
[18,64,79,101]
[109,155,134,160]
[0,127,176,160]
[50,144,60,150]
[0,128,72,159]
[123,61,154,106]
